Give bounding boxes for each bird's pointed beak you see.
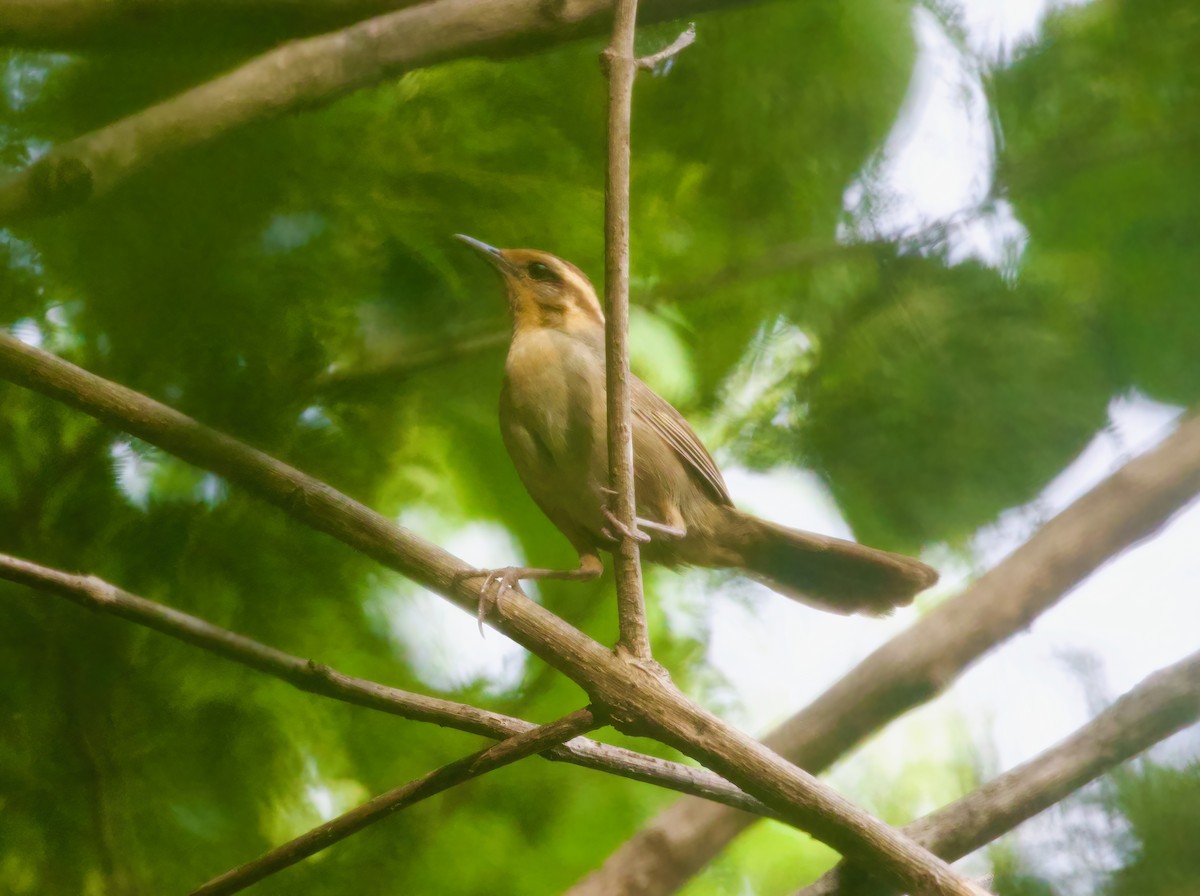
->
[454,234,509,272]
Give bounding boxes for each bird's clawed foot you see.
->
[458,566,527,636]
[598,487,686,543]
[599,487,651,544]
[602,505,651,544]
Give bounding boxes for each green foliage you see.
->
[990,846,1060,896]
[1,0,1198,892]
[988,760,1200,896]
[0,5,917,891]
[995,0,1200,406]
[1102,762,1200,896]
[802,255,1109,548]
[690,822,838,896]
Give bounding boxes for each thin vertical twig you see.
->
[601,0,652,661]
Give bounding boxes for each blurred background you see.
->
[1,0,1198,893]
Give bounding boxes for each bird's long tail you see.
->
[715,509,938,615]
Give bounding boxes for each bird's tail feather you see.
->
[716,509,938,616]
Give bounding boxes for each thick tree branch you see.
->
[0,331,987,896]
[799,647,1200,896]
[567,409,1200,896]
[0,0,421,48]
[0,0,701,51]
[0,550,783,819]
[0,0,760,223]
[602,0,650,660]
[191,707,601,895]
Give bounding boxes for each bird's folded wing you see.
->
[632,376,732,506]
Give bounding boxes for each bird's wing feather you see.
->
[632,376,732,506]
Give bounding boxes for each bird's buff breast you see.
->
[501,330,608,526]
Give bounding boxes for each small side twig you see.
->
[190,708,601,895]
[636,23,696,71]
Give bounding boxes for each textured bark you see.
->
[567,410,1200,896]
[799,648,1200,896]
[0,0,760,223]
[0,331,987,896]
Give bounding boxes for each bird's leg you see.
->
[457,553,603,635]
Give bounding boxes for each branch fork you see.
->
[0,326,990,896]
[0,0,988,881]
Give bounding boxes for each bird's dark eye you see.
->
[527,261,558,282]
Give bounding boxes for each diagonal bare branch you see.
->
[567,409,1200,896]
[0,0,763,223]
[798,647,1200,896]
[0,330,988,896]
[0,549,782,819]
[0,0,422,48]
[191,707,601,895]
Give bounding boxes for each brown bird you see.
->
[456,235,937,618]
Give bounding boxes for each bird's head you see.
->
[455,235,604,337]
